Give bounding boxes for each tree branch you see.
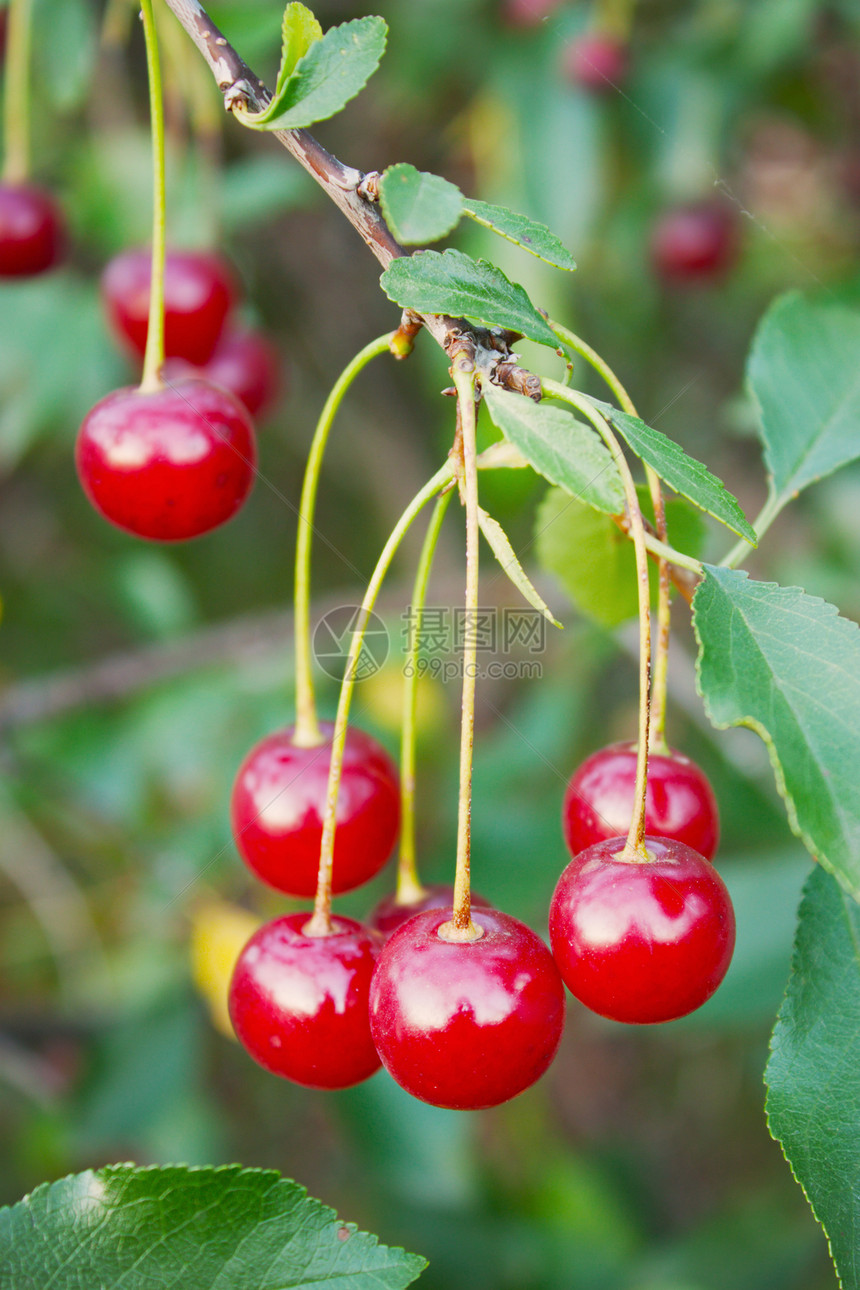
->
[158,0,541,394]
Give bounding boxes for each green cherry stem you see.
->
[293,333,395,749]
[551,321,672,753]
[439,359,482,944]
[303,459,456,938]
[721,489,780,568]
[139,0,168,394]
[2,0,33,184]
[397,488,453,906]
[543,378,652,860]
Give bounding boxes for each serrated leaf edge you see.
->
[0,1162,429,1280]
[692,567,860,904]
[461,201,576,271]
[379,164,464,246]
[763,871,849,1290]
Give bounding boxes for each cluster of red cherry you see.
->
[75,249,282,543]
[227,721,735,1111]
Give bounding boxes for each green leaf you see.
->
[478,506,561,627]
[483,386,624,515]
[536,485,706,628]
[694,566,860,901]
[379,249,559,348]
[0,1164,427,1289]
[748,290,860,518]
[276,3,323,97]
[766,865,860,1288]
[586,397,757,544]
[379,164,464,245]
[462,199,576,272]
[245,16,387,131]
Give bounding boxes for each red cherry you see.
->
[563,742,719,860]
[229,913,381,1088]
[75,377,256,541]
[101,247,236,364]
[231,722,400,898]
[369,884,492,938]
[0,183,64,277]
[650,201,741,283]
[369,906,565,1109]
[501,0,562,27]
[549,836,735,1024]
[563,34,628,93]
[162,327,283,419]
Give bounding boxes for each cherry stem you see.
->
[2,0,32,184]
[721,489,778,568]
[438,360,483,944]
[551,322,671,753]
[397,488,453,906]
[139,0,168,394]
[543,378,652,860]
[303,459,456,938]
[293,333,394,749]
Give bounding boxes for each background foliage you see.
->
[3,0,860,1285]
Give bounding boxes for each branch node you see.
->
[493,360,542,401]
[357,171,381,202]
[223,78,255,111]
[390,308,423,359]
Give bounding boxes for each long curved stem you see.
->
[543,378,652,860]
[304,460,456,937]
[2,0,32,184]
[552,321,672,752]
[293,333,394,748]
[439,360,482,942]
[397,488,453,905]
[139,0,168,393]
[721,488,779,568]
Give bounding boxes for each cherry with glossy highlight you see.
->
[563,741,720,860]
[231,722,400,898]
[75,377,256,541]
[370,906,565,1109]
[549,836,735,1024]
[229,913,381,1088]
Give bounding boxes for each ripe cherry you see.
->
[563,34,628,93]
[650,200,740,283]
[563,741,720,861]
[549,836,735,1024]
[0,183,64,276]
[229,913,381,1088]
[369,906,565,1109]
[101,247,236,365]
[369,884,492,939]
[231,722,400,898]
[75,377,256,541]
[162,327,282,419]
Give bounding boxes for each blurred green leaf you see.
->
[243,16,387,131]
[0,275,122,469]
[766,865,860,1289]
[694,567,860,901]
[586,398,757,543]
[463,200,576,272]
[379,164,464,245]
[748,290,860,524]
[537,485,705,627]
[483,386,624,514]
[380,249,558,347]
[33,0,97,110]
[0,1164,427,1288]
